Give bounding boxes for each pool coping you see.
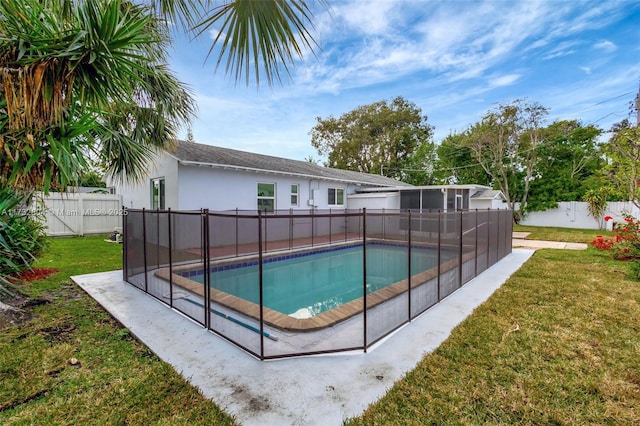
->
[154,240,481,332]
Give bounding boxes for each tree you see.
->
[461,99,548,214]
[604,119,640,208]
[0,0,323,295]
[526,120,602,211]
[434,132,492,185]
[1,0,324,191]
[0,0,196,191]
[310,97,435,181]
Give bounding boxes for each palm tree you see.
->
[0,0,197,190]
[0,0,324,189]
[0,0,323,290]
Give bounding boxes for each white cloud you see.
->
[489,74,521,88]
[594,40,618,52]
[580,66,592,74]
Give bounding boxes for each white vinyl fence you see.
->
[519,201,639,230]
[36,192,123,236]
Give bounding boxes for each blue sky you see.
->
[168,0,640,162]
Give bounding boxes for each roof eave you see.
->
[177,160,400,187]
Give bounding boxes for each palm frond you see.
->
[195,0,326,86]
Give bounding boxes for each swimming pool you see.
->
[179,242,454,318]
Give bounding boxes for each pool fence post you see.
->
[407,209,412,321]
[486,208,492,266]
[437,210,441,302]
[258,209,265,359]
[156,209,160,273]
[458,210,463,288]
[362,208,367,352]
[203,209,211,328]
[495,208,500,264]
[122,206,128,282]
[474,209,478,278]
[142,208,148,293]
[168,208,173,308]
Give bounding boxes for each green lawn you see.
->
[514,224,609,244]
[0,237,236,425]
[2,230,639,425]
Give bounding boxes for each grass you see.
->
[513,224,608,244]
[349,235,640,424]
[0,236,236,425]
[2,230,639,425]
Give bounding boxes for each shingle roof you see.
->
[470,189,504,200]
[167,140,412,187]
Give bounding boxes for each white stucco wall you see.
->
[114,151,401,211]
[346,193,401,210]
[174,164,362,211]
[519,201,639,230]
[116,152,179,209]
[470,199,509,210]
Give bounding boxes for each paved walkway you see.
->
[512,232,588,250]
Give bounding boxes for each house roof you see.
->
[470,189,505,200]
[167,140,412,187]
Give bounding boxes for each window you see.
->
[257,182,275,212]
[328,188,344,206]
[151,178,165,209]
[290,184,299,206]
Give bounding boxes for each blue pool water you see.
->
[184,243,453,317]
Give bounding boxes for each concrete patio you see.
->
[72,248,534,426]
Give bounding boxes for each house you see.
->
[115,140,411,211]
[347,185,508,211]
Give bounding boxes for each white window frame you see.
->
[290,184,299,207]
[257,182,276,212]
[151,177,165,209]
[328,187,345,207]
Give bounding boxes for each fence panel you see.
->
[39,192,122,236]
[409,211,439,317]
[461,210,477,285]
[123,207,513,359]
[124,210,145,290]
[439,212,460,299]
[207,214,262,356]
[169,212,206,325]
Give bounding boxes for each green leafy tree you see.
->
[603,119,640,208]
[434,132,492,185]
[462,99,548,214]
[310,97,435,181]
[526,120,602,211]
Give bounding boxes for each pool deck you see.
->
[72,248,534,426]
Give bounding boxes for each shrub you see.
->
[591,213,640,280]
[0,188,47,296]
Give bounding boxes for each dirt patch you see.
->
[10,267,59,283]
[39,322,77,343]
[0,267,58,330]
